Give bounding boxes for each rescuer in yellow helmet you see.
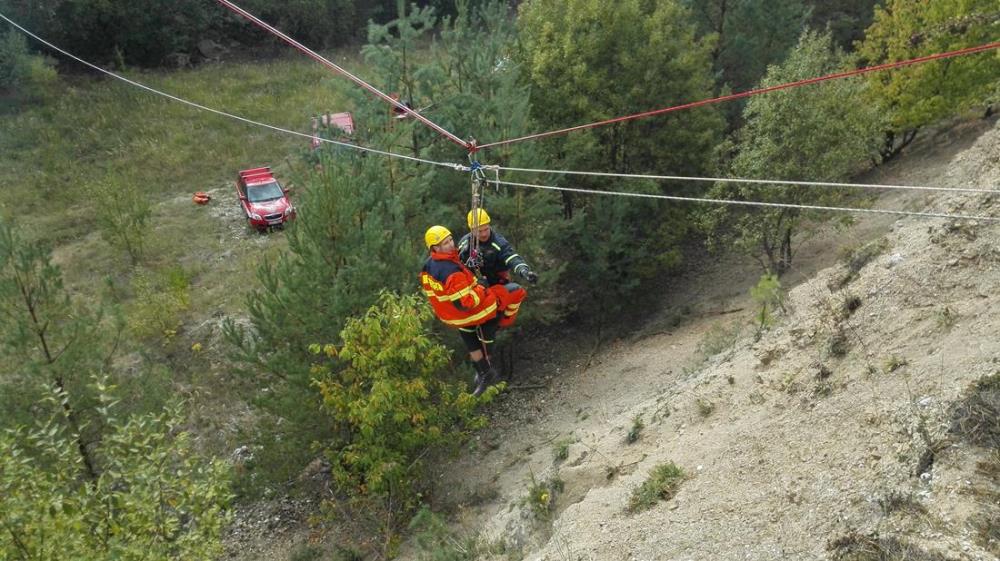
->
[420,225,501,396]
[458,208,535,328]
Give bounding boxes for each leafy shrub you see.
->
[0,383,232,560]
[626,416,644,444]
[126,266,191,342]
[697,322,742,357]
[312,293,496,542]
[0,30,57,99]
[628,462,686,513]
[695,398,715,417]
[751,273,784,333]
[553,438,573,463]
[834,239,889,287]
[89,174,152,265]
[882,355,908,374]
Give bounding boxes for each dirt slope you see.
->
[413,117,1000,561]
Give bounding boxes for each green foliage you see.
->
[841,238,889,274]
[934,306,958,330]
[697,321,741,358]
[240,0,364,51]
[695,398,715,417]
[683,0,809,93]
[827,532,953,561]
[626,415,644,444]
[0,29,57,100]
[519,0,724,317]
[521,474,564,521]
[313,293,494,542]
[882,355,908,374]
[750,273,784,332]
[552,438,573,463]
[858,0,1000,138]
[409,507,502,561]
[126,266,191,343]
[89,174,151,265]
[50,0,220,67]
[804,0,881,51]
[701,31,884,274]
[627,462,686,513]
[0,384,232,561]
[519,0,724,175]
[0,220,118,458]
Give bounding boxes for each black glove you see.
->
[523,269,539,285]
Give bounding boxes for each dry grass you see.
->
[949,374,1000,449]
[827,533,953,561]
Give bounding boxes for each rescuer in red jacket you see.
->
[421,225,504,396]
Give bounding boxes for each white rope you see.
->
[497,165,999,195]
[494,179,1000,222]
[0,13,467,172]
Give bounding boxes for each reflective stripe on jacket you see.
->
[420,249,498,328]
[458,229,528,286]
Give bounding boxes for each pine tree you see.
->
[518,0,724,318]
[0,220,122,479]
[224,1,558,485]
[683,0,809,94]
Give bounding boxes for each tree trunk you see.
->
[562,191,573,219]
[880,128,919,162]
[779,225,793,275]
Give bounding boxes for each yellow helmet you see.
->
[424,225,452,249]
[467,208,491,229]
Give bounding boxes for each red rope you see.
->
[214,0,471,150]
[477,40,1000,152]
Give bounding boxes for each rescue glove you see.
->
[523,269,539,285]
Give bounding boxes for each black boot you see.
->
[472,358,491,397]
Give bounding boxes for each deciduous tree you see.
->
[857,0,1000,158]
[700,31,884,275]
[0,384,231,561]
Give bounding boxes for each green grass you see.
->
[0,51,361,459]
[0,53,358,249]
[627,462,686,513]
[1,51,358,330]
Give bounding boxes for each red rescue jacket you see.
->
[420,249,498,328]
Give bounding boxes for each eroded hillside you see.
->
[410,118,1000,561]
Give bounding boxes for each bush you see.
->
[0,383,232,560]
[521,475,564,521]
[126,266,191,342]
[0,30,57,100]
[827,532,951,561]
[628,462,686,513]
[312,293,497,552]
[89,174,151,265]
[408,507,502,561]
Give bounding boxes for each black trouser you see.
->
[458,315,500,356]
